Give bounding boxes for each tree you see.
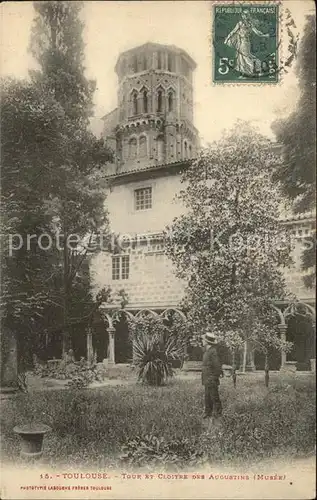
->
[1,77,67,373]
[272,15,316,212]
[165,121,293,385]
[29,1,113,353]
[272,15,316,288]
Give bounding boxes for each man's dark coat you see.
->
[202,345,222,385]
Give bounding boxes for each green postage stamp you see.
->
[213,3,279,83]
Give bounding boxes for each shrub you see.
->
[32,356,107,387]
[129,316,185,386]
[120,433,206,470]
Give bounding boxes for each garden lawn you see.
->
[1,373,315,469]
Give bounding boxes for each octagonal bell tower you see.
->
[111,42,199,172]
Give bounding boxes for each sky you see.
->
[1,1,315,144]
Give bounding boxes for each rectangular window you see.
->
[112,255,130,280]
[134,187,152,210]
[121,255,130,280]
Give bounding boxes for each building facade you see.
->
[91,43,315,370]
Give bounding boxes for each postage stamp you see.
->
[212,3,280,83]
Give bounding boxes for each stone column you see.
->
[245,347,256,372]
[108,326,116,364]
[278,324,287,368]
[86,327,93,365]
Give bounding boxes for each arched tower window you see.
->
[189,144,192,158]
[139,135,147,158]
[131,91,138,115]
[156,135,164,162]
[128,137,137,159]
[168,90,174,112]
[157,89,164,113]
[143,89,148,113]
[184,141,188,159]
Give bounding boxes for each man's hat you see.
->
[204,331,217,344]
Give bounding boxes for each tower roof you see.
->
[115,42,196,74]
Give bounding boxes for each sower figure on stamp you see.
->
[202,331,223,421]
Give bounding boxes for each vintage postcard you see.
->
[1,1,316,499]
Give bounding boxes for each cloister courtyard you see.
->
[1,370,315,470]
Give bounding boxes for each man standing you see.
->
[202,331,223,419]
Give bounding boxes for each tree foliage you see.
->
[30,1,94,124]
[165,122,293,362]
[1,1,113,368]
[1,78,64,340]
[29,1,113,353]
[272,15,316,213]
[272,15,316,287]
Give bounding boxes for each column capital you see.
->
[278,324,287,333]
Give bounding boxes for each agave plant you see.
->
[129,316,185,386]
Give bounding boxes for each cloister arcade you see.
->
[96,301,315,372]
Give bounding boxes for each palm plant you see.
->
[129,316,185,386]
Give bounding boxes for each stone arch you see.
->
[167,87,176,112]
[113,309,135,324]
[135,309,159,319]
[300,302,315,317]
[156,134,165,163]
[283,301,315,322]
[92,310,114,363]
[112,310,134,363]
[283,301,315,371]
[140,86,149,114]
[100,312,114,329]
[156,86,165,113]
[271,304,285,325]
[128,135,137,160]
[139,134,148,158]
[161,308,187,322]
[130,89,138,115]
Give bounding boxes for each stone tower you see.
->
[103,42,199,172]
